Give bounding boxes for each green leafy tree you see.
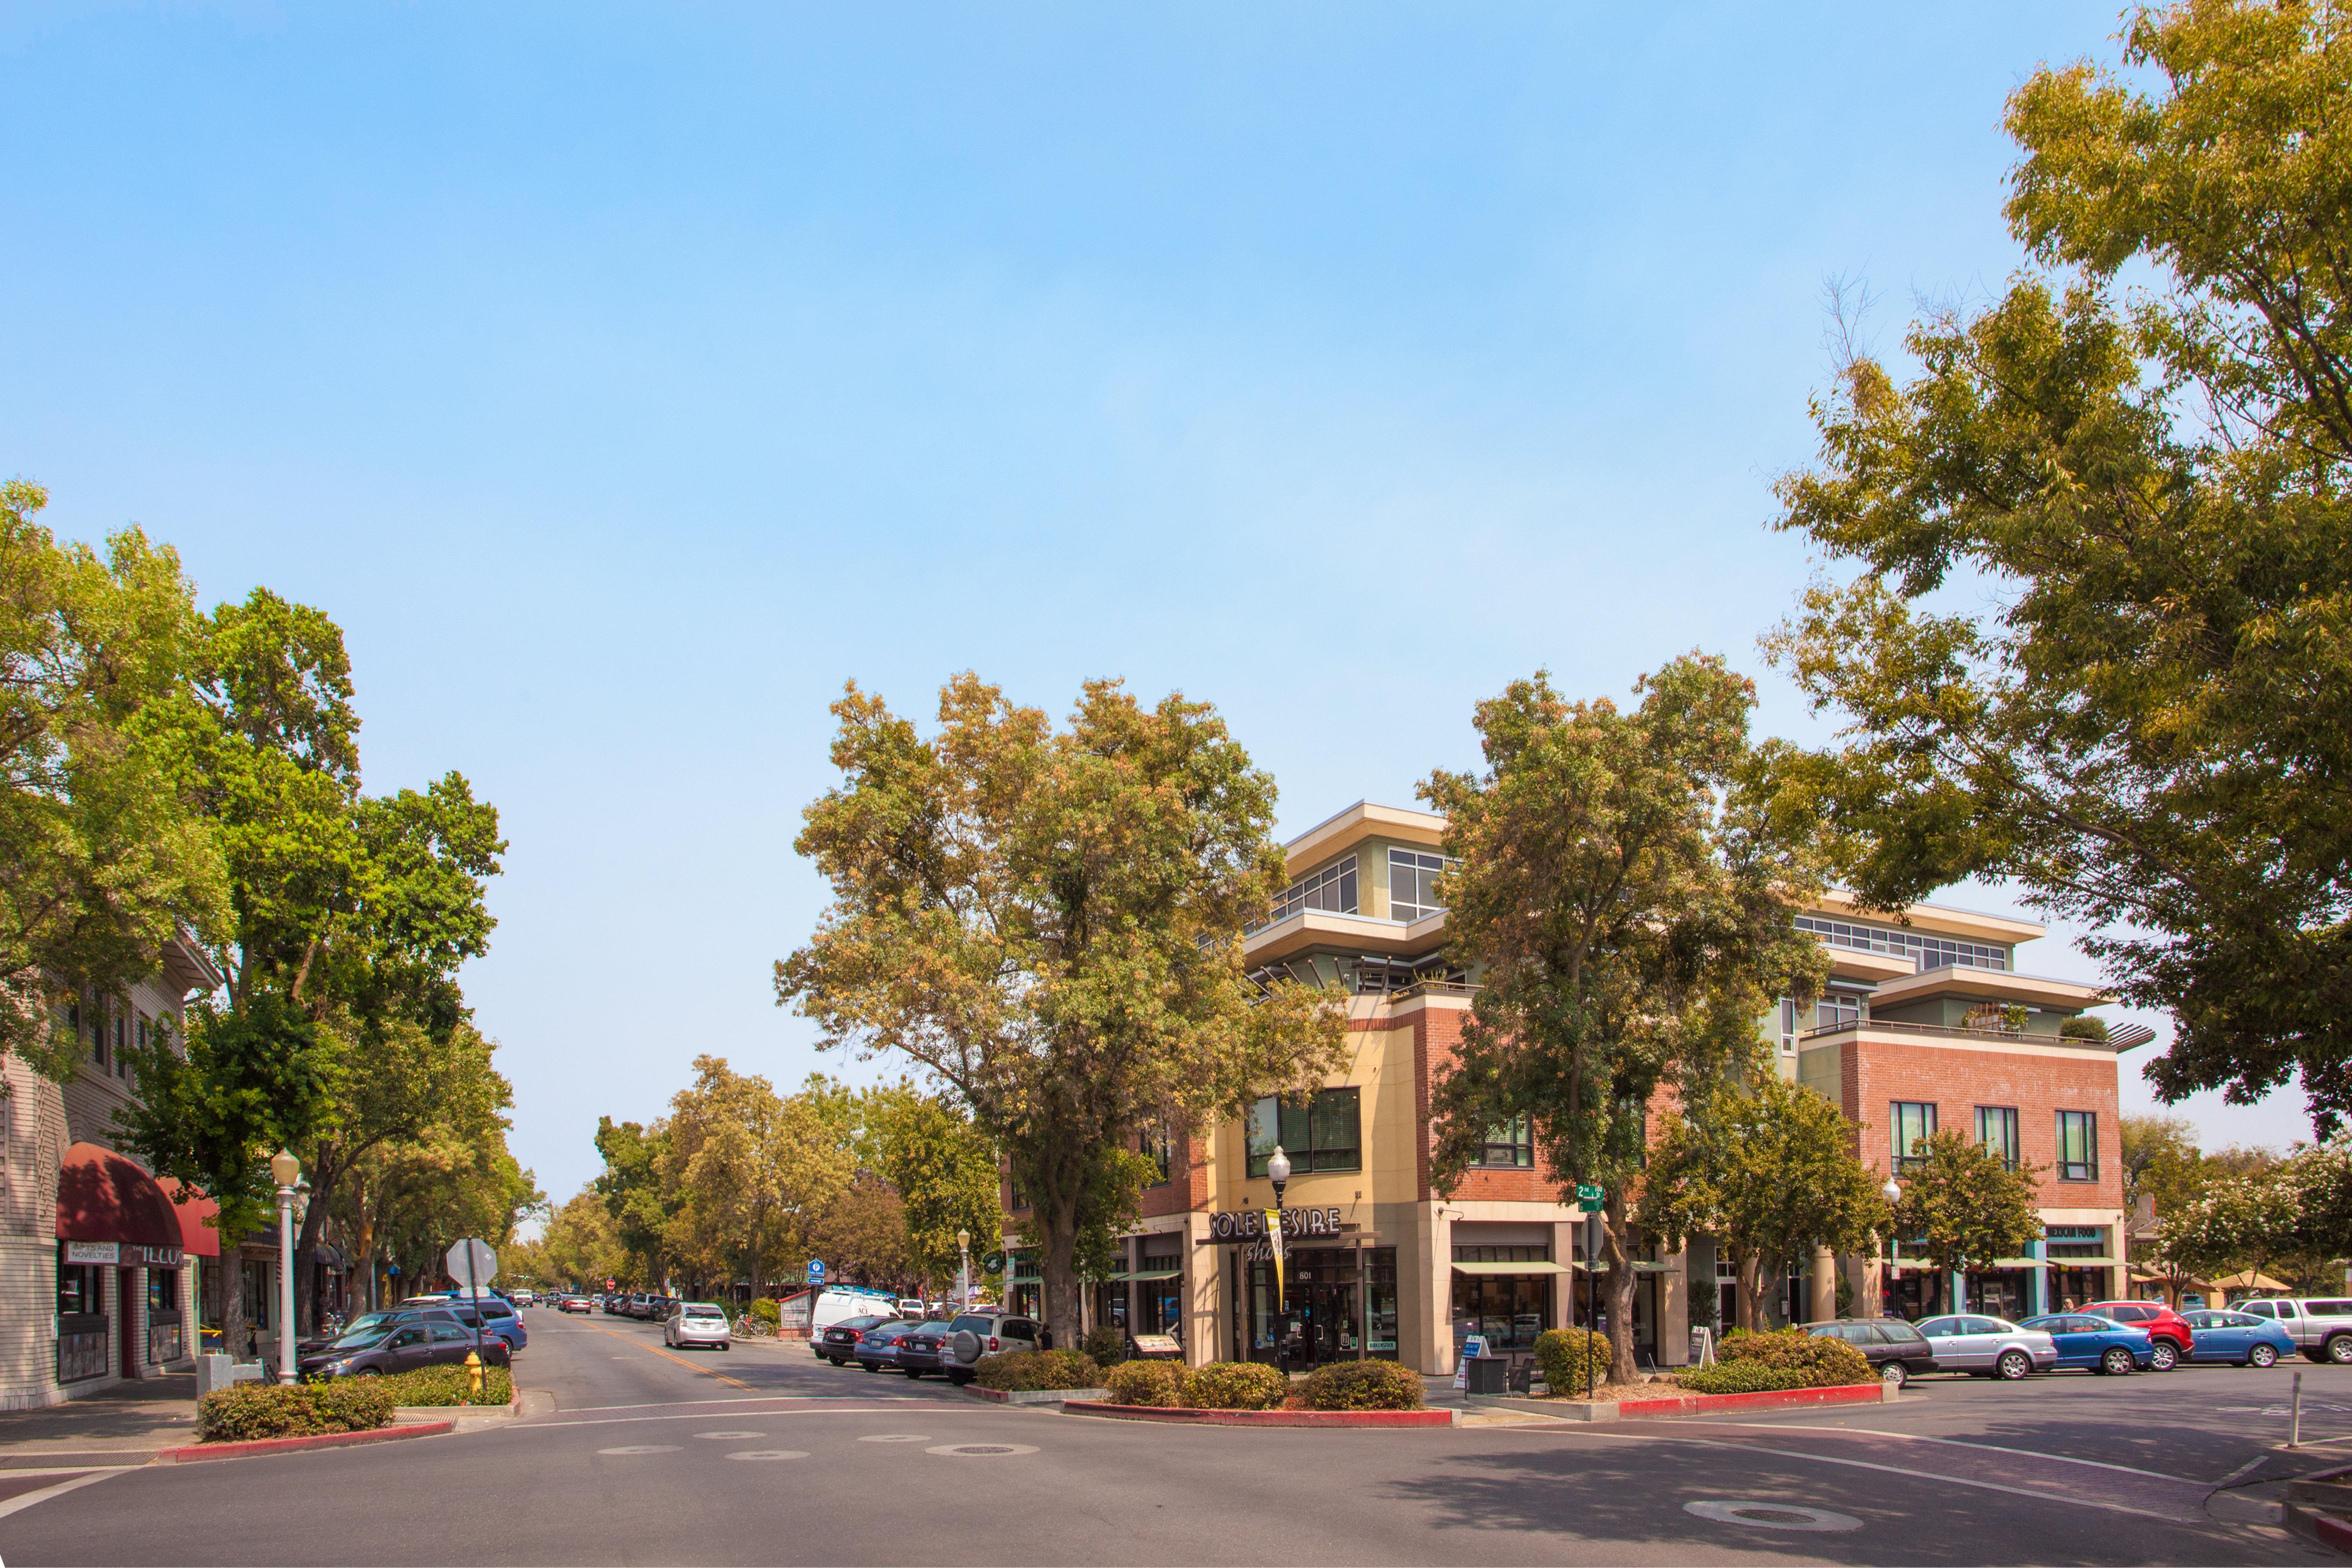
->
[1890,1132,2044,1314]
[0,483,225,1078]
[778,674,1349,1345]
[1642,1076,1891,1331]
[659,1056,855,1298]
[1768,0,2352,1133]
[858,1083,1007,1291]
[2158,1163,2302,1290]
[594,1116,676,1288]
[1422,655,1831,1381]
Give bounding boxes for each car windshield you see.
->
[329,1327,391,1350]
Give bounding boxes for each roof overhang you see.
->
[1812,888,2045,946]
[1869,966,2113,1012]
[1242,909,1449,966]
[1280,801,1447,875]
[1824,947,1916,985]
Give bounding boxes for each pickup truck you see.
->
[2237,1298,2352,1363]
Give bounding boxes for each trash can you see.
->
[1466,1356,1510,1395]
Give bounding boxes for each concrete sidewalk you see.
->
[0,1375,197,1469]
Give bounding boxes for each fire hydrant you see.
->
[464,1349,484,1399]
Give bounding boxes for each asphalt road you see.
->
[3,1309,2348,1566]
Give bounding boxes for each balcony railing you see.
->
[1800,1018,2156,1050]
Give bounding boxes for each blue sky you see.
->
[4,3,2307,1206]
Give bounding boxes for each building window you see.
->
[1975,1106,2020,1169]
[1388,848,1458,923]
[89,1003,107,1069]
[1265,856,1357,926]
[1007,1176,1031,1213]
[1246,1087,1361,1176]
[1794,915,2008,973]
[2044,1223,2106,1259]
[115,1016,127,1078]
[1778,998,1798,1054]
[1817,991,1866,1030]
[1141,1125,1172,1188]
[1452,1244,1551,1263]
[58,1261,100,1316]
[2056,1111,2098,1181]
[1479,1114,1534,1168]
[1889,1102,1938,1172]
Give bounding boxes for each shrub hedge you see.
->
[974,1349,1102,1392]
[197,1381,395,1443]
[1673,1361,1813,1396]
[370,1365,515,1407]
[1299,1360,1425,1411]
[1718,1328,1875,1387]
[1534,1327,1611,1394]
[1183,1360,1287,1411]
[1080,1327,1127,1367]
[748,1298,782,1326]
[1102,1359,1189,1408]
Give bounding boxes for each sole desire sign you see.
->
[1201,1207,1344,1243]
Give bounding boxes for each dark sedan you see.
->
[300,1318,512,1380]
[1800,1318,1940,1387]
[852,1319,922,1373]
[818,1314,899,1367]
[894,1323,951,1379]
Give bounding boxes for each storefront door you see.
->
[1239,1249,1389,1369]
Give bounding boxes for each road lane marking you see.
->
[1682,1421,2196,1482]
[507,1408,899,1431]
[0,1469,131,1519]
[694,1431,766,1439]
[588,1323,753,1390]
[596,1445,682,1455]
[726,1450,809,1461]
[1685,1500,1861,1533]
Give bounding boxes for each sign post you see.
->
[445,1238,499,1356]
[806,1259,826,1286]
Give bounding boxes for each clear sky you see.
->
[3,3,2310,1207]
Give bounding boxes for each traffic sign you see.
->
[1576,1183,1604,1214]
[446,1238,498,1298]
[806,1259,826,1283]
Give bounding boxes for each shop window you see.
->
[2045,1224,2106,1259]
[1479,1114,1534,1168]
[1452,1244,1550,1263]
[1388,848,1458,923]
[1889,1102,1937,1172]
[1247,1088,1360,1176]
[149,1270,179,1313]
[2055,1111,2098,1181]
[58,1261,100,1316]
[1975,1106,2021,1169]
[242,1259,270,1329]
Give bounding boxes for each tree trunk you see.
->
[1736,1251,1775,1332]
[1601,1200,1640,1385]
[218,1245,247,1366]
[1040,1189,1083,1350]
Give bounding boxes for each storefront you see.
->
[53,1143,189,1389]
[2046,1227,2120,1311]
[1234,1245,1397,1368]
[1451,1246,1561,1357]
[1965,1266,2038,1321]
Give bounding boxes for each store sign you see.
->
[129,1245,181,1268]
[64,1241,119,1265]
[1202,1207,1342,1243]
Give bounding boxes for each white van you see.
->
[803,1287,901,1351]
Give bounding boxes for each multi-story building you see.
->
[1001,799,2152,1377]
[0,936,225,1409]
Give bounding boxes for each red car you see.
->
[2087,1301,2190,1368]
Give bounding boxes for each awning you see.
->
[1986,1258,2048,1270]
[56,1143,184,1265]
[1117,1269,1181,1282]
[1455,1261,1570,1276]
[158,1179,222,1259]
[2045,1256,2123,1269]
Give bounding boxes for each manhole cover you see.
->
[1684,1500,1860,1533]
[597,1445,682,1456]
[725,1450,809,1461]
[695,1431,766,1440]
[926,1442,1037,1457]
[856,1434,931,1443]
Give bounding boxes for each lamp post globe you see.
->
[1882,1178,1902,1206]
[1267,1146,1291,1202]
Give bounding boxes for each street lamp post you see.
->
[956,1228,972,1312]
[270,1149,300,1384]
[1266,1147,1291,1370]
[1881,1177,1904,1320]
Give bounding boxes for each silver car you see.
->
[664,1301,733,1352]
[1914,1313,2059,1379]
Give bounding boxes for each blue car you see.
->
[2180,1308,2296,1367]
[2017,1313,2153,1374]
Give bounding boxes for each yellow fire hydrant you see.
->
[464,1349,484,1399]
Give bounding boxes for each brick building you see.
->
[999,800,2149,1377]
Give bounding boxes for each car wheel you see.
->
[2149,1342,2179,1372]
[2249,1343,2279,1368]
[948,1371,973,1386]
[2100,1347,2134,1376]
[2328,1336,2352,1366]
[1995,1350,2031,1381]
[904,1367,922,1379]
[1881,1361,1907,1388]
[863,1362,880,1373]
[356,1367,382,1377]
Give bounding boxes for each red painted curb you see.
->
[2316,1512,2352,1555]
[1612,1384,1886,1418]
[1062,1401,1451,1428]
[156,1420,456,1465]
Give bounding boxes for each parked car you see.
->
[806,1287,904,1348]
[299,1318,512,1380]
[894,1322,951,1378]
[2017,1313,2154,1374]
[2236,1298,2352,1365]
[852,1319,924,1373]
[816,1314,899,1367]
[1911,1314,2060,1380]
[557,1294,591,1314]
[2180,1308,2298,1367]
[664,1301,732,1352]
[938,1311,1044,1387]
[896,1298,926,1317]
[2085,1300,2191,1368]
[1799,1319,1940,1387]
[512,1289,536,1307]
[447,1297,528,1354]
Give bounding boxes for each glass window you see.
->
[1388,849,1459,923]
[1975,1106,2021,1169]
[148,1270,178,1314]
[2055,1111,2098,1181]
[1889,1102,1938,1172]
[2308,1301,2352,1317]
[1259,856,1359,927]
[1480,1114,1534,1169]
[1792,915,2009,972]
[1141,1125,1171,1188]
[1815,991,1866,1030]
[1779,998,1798,1054]
[1247,1088,1360,1176]
[58,1261,99,1316]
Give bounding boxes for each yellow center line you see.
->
[584,1321,753,1391]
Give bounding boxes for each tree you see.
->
[1642,1076,1891,1331]
[857,1083,1007,1292]
[658,1056,853,1298]
[593,1117,675,1287]
[528,1189,629,1291]
[2159,1165,2302,1289]
[801,1177,917,1296]
[1890,1132,2044,1314]
[1422,656,1831,1381]
[1768,0,2352,1134]
[0,483,225,1078]
[2122,1114,2200,1211]
[778,674,1349,1345]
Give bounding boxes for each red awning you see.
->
[56,1143,184,1254]
[158,1178,223,1259]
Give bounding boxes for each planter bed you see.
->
[393,1394,521,1423]
[1063,1401,1455,1428]
[1474,1382,1894,1423]
[962,1386,1109,1405]
[157,1420,455,1465]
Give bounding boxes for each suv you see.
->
[937,1312,1044,1386]
[2085,1301,2190,1369]
[1800,1319,1940,1387]
[2238,1298,2352,1364]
